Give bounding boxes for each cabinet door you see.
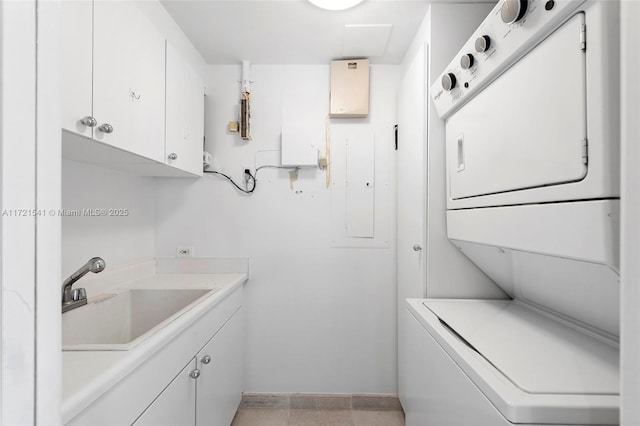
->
[93,0,165,162]
[61,0,93,137]
[133,359,197,426]
[196,308,244,426]
[165,41,204,176]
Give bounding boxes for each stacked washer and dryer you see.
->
[404,0,620,424]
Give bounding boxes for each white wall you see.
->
[155,64,399,393]
[61,160,155,279]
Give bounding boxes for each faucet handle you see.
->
[72,288,87,302]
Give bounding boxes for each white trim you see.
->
[620,0,640,424]
[35,0,62,423]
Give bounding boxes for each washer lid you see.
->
[424,299,619,395]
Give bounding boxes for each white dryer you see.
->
[404,1,621,424]
[432,0,620,210]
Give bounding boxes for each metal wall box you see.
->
[330,59,369,118]
[281,124,319,167]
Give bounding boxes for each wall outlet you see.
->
[203,151,213,169]
[176,247,194,258]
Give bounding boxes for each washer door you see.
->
[447,13,587,201]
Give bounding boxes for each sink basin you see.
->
[62,288,217,351]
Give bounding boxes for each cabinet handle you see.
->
[168,153,178,161]
[201,355,211,365]
[97,123,113,134]
[80,116,97,127]
[189,369,200,379]
[413,244,422,251]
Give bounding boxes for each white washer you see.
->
[405,0,621,424]
[403,299,618,425]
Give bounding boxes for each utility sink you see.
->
[62,288,218,351]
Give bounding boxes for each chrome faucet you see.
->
[62,257,105,313]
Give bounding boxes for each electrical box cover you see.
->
[330,59,369,118]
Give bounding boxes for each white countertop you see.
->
[62,272,247,423]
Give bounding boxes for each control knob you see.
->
[475,35,491,53]
[442,73,457,91]
[460,53,475,70]
[501,0,528,24]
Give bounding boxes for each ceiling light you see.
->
[307,0,365,11]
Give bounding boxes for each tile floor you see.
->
[231,394,405,426]
[231,407,405,426]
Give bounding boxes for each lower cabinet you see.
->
[133,308,243,426]
[196,308,244,425]
[133,360,197,426]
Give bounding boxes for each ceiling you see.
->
[160,0,431,65]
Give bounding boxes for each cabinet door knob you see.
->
[189,369,200,379]
[413,244,423,251]
[201,355,212,365]
[97,123,113,134]
[80,116,97,127]
[168,153,178,161]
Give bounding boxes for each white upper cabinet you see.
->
[61,0,205,177]
[165,41,205,176]
[92,0,165,163]
[61,0,93,137]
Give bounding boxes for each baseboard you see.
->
[239,393,403,411]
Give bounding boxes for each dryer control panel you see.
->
[431,0,586,119]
